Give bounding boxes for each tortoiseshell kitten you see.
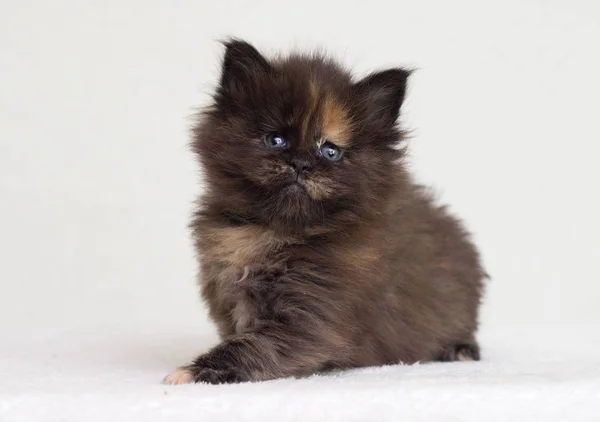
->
[164,39,486,385]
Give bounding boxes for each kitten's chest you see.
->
[200,224,297,332]
[200,222,380,333]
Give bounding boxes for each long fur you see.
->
[164,39,486,385]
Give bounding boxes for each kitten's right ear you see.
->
[218,39,272,96]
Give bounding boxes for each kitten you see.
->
[164,39,486,385]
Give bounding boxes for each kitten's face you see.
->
[195,40,409,230]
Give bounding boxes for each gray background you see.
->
[1,0,599,342]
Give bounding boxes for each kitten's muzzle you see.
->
[290,157,312,175]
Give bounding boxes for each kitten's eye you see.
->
[265,134,287,149]
[319,142,343,162]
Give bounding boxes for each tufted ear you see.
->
[218,39,272,97]
[353,68,411,127]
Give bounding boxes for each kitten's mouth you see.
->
[283,174,308,192]
[295,174,308,186]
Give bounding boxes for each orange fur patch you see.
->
[203,226,299,268]
[322,97,352,147]
[301,82,321,138]
[305,177,334,200]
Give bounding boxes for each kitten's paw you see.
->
[193,367,249,385]
[163,366,249,385]
[163,367,195,385]
[438,342,481,362]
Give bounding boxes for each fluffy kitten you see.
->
[164,39,486,385]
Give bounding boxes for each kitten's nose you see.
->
[291,157,312,174]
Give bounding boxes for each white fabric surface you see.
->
[1,323,599,421]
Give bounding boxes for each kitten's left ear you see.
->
[219,39,272,96]
[353,68,411,127]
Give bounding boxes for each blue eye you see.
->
[319,142,343,161]
[265,134,287,149]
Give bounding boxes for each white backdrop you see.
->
[1,0,599,344]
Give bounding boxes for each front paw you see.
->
[163,367,195,385]
[163,365,249,385]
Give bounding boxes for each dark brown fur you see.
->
[164,39,486,385]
